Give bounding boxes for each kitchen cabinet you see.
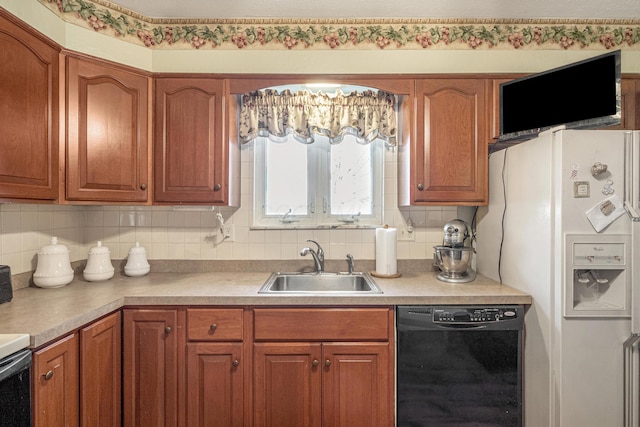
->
[400,78,488,206]
[154,77,240,206]
[79,311,122,427]
[32,333,79,427]
[614,76,640,130]
[32,312,122,427]
[185,308,246,427]
[66,55,151,203]
[123,308,181,427]
[252,307,394,427]
[0,10,60,202]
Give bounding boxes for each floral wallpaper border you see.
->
[40,0,640,51]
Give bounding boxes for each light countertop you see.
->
[0,270,531,348]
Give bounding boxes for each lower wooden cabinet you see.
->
[253,342,322,427]
[32,311,121,427]
[32,333,79,427]
[123,308,180,427]
[186,342,245,427]
[322,343,391,427]
[80,311,122,427]
[185,307,246,427]
[252,307,394,427]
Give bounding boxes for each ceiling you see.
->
[106,0,640,20]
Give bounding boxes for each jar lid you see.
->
[38,237,70,255]
[88,241,110,255]
[128,242,147,255]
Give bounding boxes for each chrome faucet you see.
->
[346,254,354,274]
[300,239,324,273]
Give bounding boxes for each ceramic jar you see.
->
[33,237,74,288]
[124,242,150,277]
[83,241,114,282]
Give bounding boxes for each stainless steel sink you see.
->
[258,272,382,294]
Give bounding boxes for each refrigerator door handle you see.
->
[624,131,640,221]
[624,333,640,427]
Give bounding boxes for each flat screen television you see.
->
[497,50,621,146]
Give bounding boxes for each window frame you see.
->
[252,134,386,229]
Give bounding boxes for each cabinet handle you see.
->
[165,326,172,334]
[43,370,54,381]
[232,359,240,367]
[417,183,424,191]
[140,183,147,190]
[325,359,332,367]
[210,323,217,331]
[312,359,319,367]
[214,184,222,191]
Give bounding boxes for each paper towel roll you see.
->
[375,226,397,275]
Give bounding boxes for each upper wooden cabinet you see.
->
[613,77,640,130]
[154,77,240,206]
[400,78,488,206]
[0,11,60,202]
[66,56,150,203]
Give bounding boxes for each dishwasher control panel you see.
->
[432,307,519,323]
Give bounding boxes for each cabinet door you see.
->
[123,309,178,427]
[253,342,322,427]
[322,343,391,427]
[611,77,639,130]
[0,12,59,201]
[412,79,488,205]
[79,312,121,427]
[154,78,229,204]
[66,56,150,202]
[32,334,79,427]
[186,342,244,427]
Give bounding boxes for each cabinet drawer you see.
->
[187,308,244,341]
[253,307,390,341]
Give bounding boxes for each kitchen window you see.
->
[239,86,397,229]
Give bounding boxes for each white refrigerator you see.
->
[474,128,640,427]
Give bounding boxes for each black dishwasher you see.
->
[0,348,31,427]
[396,305,524,427]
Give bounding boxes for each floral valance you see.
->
[238,89,397,145]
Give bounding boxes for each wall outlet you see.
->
[397,226,415,241]
[222,224,234,241]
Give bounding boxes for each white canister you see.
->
[83,241,114,282]
[33,237,74,288]
[124,242,150,277]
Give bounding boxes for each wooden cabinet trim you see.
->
[253,307,390,341]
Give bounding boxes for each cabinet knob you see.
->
[140,183,147,190]
[210,323,217,331]
[43,370,54,381]
[312,359,319,367]
[417,183,424,191]
[232,359,240,367]
[325,359,332,367]
[165,326,172,334]
[214,184,222,191]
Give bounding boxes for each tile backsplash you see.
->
[0,146,459,275]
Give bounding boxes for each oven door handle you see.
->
[0,349,31,383]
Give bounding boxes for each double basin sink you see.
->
[258,272,383,294]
